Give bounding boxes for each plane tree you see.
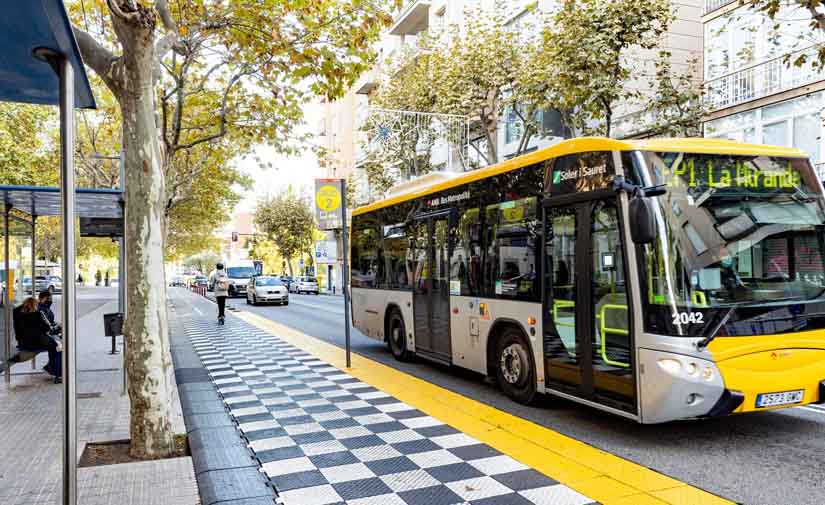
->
[70,0,395,459]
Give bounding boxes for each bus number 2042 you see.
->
[672,312,704,325]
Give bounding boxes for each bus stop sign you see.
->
[315,179,344,230]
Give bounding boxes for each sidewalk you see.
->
[171,289,595,505]
[0,288,199,505]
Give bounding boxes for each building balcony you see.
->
[704,45,825,112]
[612,108,660,139]
[704,0,736,15]
[389,0,430,36]
[354,68,378,95]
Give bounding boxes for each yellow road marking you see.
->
[236,310,733,505]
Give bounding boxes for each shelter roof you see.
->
[0,185,122,219]
[0,1,96,109]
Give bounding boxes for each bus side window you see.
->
[383,223,409,290]
[483,196,538,301]
[351,217,379,288]
[546,207,577,358]
[453,207,481,296]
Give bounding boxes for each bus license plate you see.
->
[755,390,804,408]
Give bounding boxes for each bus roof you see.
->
[352,136,808,217]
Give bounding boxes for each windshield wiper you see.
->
[696,305,737,350]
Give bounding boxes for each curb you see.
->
[169,298,276,505]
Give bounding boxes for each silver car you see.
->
[291,276,319,295]
[36,275,62,293]
[246,276,289,306]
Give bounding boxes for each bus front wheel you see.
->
[495,328,537,405]
[387,309,411,361]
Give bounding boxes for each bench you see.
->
[8,349,42,369]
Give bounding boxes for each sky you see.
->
[232,100,324,215]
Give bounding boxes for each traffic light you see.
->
[231,232,238,242]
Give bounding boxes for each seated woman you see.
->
[12,297,62,383]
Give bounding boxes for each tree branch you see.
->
[172,68,248,151]
[73,26,123,91]
[107,0,141,22]
[155,32,178,60]
[154,0,177,32]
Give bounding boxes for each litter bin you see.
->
[103,312,123,355]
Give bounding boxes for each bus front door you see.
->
[543,198,636,414]
[412,213,452,364]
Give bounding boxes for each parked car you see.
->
[291,276,319,294]
[279,275,294,291]
[22,276,32,292]
[110,278,119,288]
[193,276,208,287]
[246,276,289,306]
[36,275,62,293]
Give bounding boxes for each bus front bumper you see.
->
[714,349,825,414]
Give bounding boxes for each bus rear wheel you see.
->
[495,328,537,405]
[387,309,411,361]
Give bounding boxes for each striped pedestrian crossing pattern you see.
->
[182,316,599,505]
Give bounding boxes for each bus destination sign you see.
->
[664,158,801,190]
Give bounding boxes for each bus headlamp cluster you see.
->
[657,358,714,381]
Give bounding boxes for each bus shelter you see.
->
[1,185,124,382]
[0,2,97,505]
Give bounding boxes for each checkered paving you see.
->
[182,316,597,505]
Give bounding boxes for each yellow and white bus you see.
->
[350,137,825,423]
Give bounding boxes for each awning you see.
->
[0,185,122,219]
[0,1,96,109]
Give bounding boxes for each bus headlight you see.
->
[657,358,682,375]
[702,367,714,381]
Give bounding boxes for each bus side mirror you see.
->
[629,197,656,244]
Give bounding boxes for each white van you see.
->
[219,260,257,298]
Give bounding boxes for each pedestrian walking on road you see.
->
[209,262,229,325]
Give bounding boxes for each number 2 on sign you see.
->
[672,312,704,325]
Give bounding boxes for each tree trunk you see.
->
[287,258,294,277]
[113,9,176,460]
[485,118,498,165]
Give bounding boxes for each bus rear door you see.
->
[411,210,453,364]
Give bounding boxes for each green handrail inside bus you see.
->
[553,299,575,327]
[692,290,707,306]
[599,304,630,368]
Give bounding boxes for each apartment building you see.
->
[701,0,825,170]
[319,0,558,192]
[612,0,704,138]
[322,0,706,182]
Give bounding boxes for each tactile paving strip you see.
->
[182,316,598,505]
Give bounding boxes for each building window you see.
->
[705,93,823,164]
[704,5,822,82]
[504,107,524,146]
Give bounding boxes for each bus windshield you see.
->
[639,152,825,338]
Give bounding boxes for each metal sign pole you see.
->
[340,180,352,369]
[58,55,77,505]
[3,204,10,385]
[31,216,36,296]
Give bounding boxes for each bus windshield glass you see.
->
[227,267,256,278]
[639,152,825,337]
